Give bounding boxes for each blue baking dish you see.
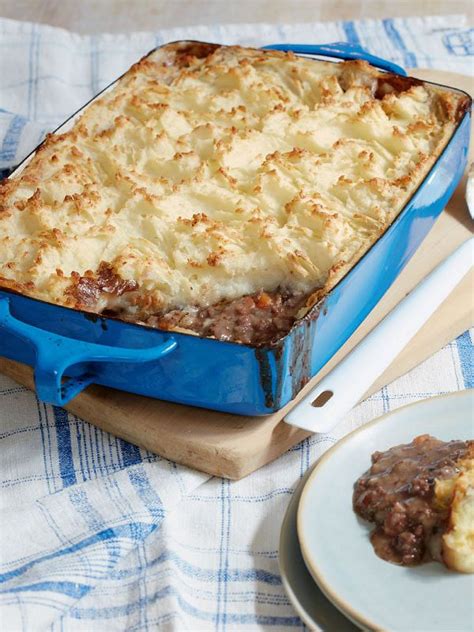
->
[0,42,471,414]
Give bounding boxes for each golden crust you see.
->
[0,42,469,331]
[435,445,474,573]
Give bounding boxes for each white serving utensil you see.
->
[466,164,474,219]
[285,238,473,434]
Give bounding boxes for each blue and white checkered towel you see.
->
[0,15,472,631]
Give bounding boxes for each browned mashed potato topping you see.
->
[0,42,468,344]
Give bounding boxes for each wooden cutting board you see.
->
[1,69,473,479]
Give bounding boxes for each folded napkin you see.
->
[0,15,472,631]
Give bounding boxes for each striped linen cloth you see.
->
[0,15,472,631]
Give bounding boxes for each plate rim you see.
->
[296,389,473,631]
[278,464,323,631]
[278,461,359,632]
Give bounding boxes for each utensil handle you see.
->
[285,239,473,434]
[262,42,407,76]
[0,297,177,406]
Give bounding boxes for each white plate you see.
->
[297,390,474,632]
[279,463,358,631]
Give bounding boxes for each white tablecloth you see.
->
[0,14,472,631]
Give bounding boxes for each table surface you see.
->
[0,0,472,33]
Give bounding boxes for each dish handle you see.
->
[262,42,406,76]
[0,297,177,406]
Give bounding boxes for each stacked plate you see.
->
[279,390,474,631]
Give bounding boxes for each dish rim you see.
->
[1,41,471,350]
[296,388,474,631]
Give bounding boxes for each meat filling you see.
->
[71,262,313,345]
[143,290,309,346]
[353,435,472,566]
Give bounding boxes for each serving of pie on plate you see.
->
[353,434,474,572]
[294,390,474,631]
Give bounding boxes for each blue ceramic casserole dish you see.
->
[0,42,471,414]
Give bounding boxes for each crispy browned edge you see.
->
[0,41,471,345]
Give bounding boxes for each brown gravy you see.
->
[353,434,472,566]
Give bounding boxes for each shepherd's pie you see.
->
[0,42,468,344]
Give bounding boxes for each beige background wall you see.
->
[0,0,472,33]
